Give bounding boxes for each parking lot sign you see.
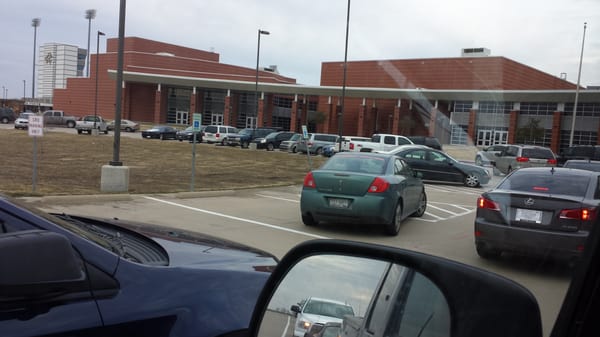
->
[28,115,44,137]
[193,113,202,131]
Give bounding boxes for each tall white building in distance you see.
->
[37,43,87,100]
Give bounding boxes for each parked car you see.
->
[290,297,354,337]
[296,133,339,155]
[474,167,600,263]
[300,152,427,235]
[475,144,507,166]
[203,125,238,145]
[0,107,16,124]
[557,145,600,166]
[107,119,140,132]
[322,143,337,157]
[341,135,371,151]
[75,115,109,134]
[408,136,443,150]
[493,144,557,174]
[347,133,413,152]
[0,194,277,337]
[563,159,600,172]
[227,127,281,148]
[253,131,296,150]
[141,125,178,140]
[279,133,303,152]
[177,125,204,142]
[13,111,35,129]
[385,144,491,187]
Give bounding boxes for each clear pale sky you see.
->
[1,0,598,99]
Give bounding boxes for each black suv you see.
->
[558,145,600,166]
[252,131,297,151]
[0,107,16,124]
[227,127,282,148]
[408,136,443,150]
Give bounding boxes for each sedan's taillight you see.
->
[349,143,355,150]
[477,196,500,211]
[368,177,389,193]
[215,133,220,138]
[303,172,316,188]
[547,158,557,165]
[516,157,529,162]
[560,207,597,221]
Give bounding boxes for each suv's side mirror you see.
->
[248,240,542,337]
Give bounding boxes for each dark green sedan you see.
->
[300,152,427,236]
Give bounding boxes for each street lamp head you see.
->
[85,9,97,20]
[98,31,106,36]
[31,18,40,27]
[259,29,270,35]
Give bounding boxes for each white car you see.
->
[14,112,36,130]
[202,125,238,145]
[290,297,354,337]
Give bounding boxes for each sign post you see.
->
[301,125,313,170]
[190,113,202,191]
[28,115,44,193]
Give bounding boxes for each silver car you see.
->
[493,145,557,174]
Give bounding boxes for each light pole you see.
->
[85,9,97,77]
[23,80,26,100]
[255,29,269,127]
[31,18,40,100]
[569,22,588,147]
[338,0,351,150]
[94,31,105,130]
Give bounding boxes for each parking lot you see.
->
[1,122,568,336]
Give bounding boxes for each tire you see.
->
[77,129,83,134]
[291,145,297,153]
[104,129,108,134]
[302,213,317,226]
[411,191,427,217]
[221,138,227,146]
[384,202,402,236]
[476,243,501,259]
[125,127,132,132]
[1,117,8,124]
[315,147,323,156]
[241,141,249,149]
[66,121,76,128]
[267,143,274,151]
[160,134,165,140]
[464,173,480,187]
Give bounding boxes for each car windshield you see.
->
[239,129,254,135]
[497,171,591,196]
[304,300,354,318]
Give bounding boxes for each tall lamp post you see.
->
[31,18,40,100]
[85,9,97,77]
[23,80,26,100]
[94,31,105,130]
[255,29,269,127]
[568,22,588,147]
[338,0,351,150]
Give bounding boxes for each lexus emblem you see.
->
[524,198,535,206]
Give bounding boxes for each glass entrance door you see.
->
[175,110,189,125]
[246,117,257,128]
[211,114,224,125]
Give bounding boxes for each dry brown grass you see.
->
[0,129,326,197]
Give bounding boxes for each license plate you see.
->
[329,198,350,209]
[515,208,542,224]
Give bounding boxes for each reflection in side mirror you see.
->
[258,255,450,337]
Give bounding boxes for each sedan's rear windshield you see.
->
[498,172,592,197]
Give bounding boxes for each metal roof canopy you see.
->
[108,70,600,103]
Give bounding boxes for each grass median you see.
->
[0,129,326,197]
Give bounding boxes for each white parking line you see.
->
[255,194,299,203]
[144,196,328,239]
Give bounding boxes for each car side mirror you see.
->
[248,240,542,337]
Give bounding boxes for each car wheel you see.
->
[302,213,317,226]
[67,121,76,128]
[125,127,132,132]
[241,141,249,149]
[464,173,480,187]
[411,191,427,217]
[1,117,8,124]
[104,129,108,134]
[267,143,274,151]
[384,202,402,236]
[160,134,165,140]
[291,145,297,153]
[475,155,483,166]
[315,147,323,156]
[221,138,227,146]
[476,243,501,259]
[77,129,82,134]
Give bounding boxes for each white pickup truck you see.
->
[75,115,109,134]
[346,133,413,152]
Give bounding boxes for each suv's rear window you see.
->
[521,148,554,159]
[498,171,591,196]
